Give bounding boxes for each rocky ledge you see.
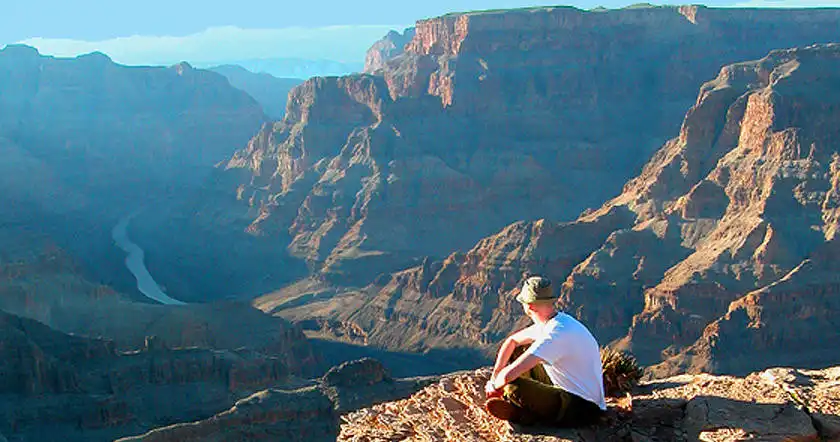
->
[118,358,436,442]
[339,366,840,441]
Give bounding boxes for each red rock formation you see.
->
[263,43,840,376]
[223,6,840,289]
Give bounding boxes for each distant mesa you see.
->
[172,61,193,74]
[203,57,364,79]
[78,51,112,62]
[0,44,41,57]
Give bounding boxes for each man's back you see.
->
[525,312,606,410]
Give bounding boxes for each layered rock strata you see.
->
[263,44,840,375]
[0,311,314,442]
[224,6,840,286]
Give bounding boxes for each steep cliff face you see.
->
[0,311,113,395]
[339,365,840,441]
[651,240,840,377]
[0,312,317,442]
[223,6,840,287]
[263,44,840,375]
[607,44,840,371]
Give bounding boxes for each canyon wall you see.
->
[263,43,840,375]
[0,311,317,442]
[220,6,840,290]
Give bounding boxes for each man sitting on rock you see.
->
[485,276,606,426]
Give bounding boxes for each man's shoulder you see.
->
[552,313,598,340]
[553,312,585,330]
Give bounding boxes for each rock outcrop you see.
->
[262,43,840,376]
[117,358,437,442]
[592,43,840,374]
[0,311,316,442]
[339,365,840,441]
[363,28,415,74]
[0,310,113,395]
[220,5,840,290]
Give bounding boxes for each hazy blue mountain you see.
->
[198,57,363,79]
[210,64,302,118]
[0,44,269,296]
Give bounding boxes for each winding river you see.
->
[112,214,185,305]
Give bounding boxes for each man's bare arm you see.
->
[491,326,537,379]
[493,352,543,390]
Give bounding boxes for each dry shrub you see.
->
[600,347,643,397]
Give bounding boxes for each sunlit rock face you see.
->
[364,28,415,74]
[339,365,840,442]
[222,6,840,287]
[260,43,840,376]
[245,7,840,375]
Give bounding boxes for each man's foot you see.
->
[485,388,503,400]
[485,398,520,421]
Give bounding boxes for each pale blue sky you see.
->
[3,0,838,66]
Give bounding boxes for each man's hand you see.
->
[492,374,508,391]
[485,379,502,398]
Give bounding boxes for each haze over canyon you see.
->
[1,3,840,441]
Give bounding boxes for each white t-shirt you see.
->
[522,312,606,410]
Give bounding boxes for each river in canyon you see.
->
[112,214,185,305]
